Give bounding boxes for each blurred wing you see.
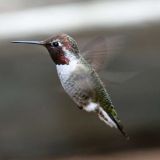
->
[81,35,125,71]
[80,35,141,84]
[101,71,141,84]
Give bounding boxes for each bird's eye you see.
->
[52,41,59,47]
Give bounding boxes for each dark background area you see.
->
[0,0,160,159]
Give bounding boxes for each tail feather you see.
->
[98,107,129,139]
[108,113,129,139]
[98,107,117,128]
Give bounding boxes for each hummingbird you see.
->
[12,33,129,139]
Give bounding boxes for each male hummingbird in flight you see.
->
[12,34,129,139]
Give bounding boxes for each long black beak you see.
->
[11,41,45,45]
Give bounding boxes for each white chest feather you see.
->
[56,59,78,82]
[56,48,79,82]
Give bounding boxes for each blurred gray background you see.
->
[0,0,160,159]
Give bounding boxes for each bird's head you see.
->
[12,34,80,65]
